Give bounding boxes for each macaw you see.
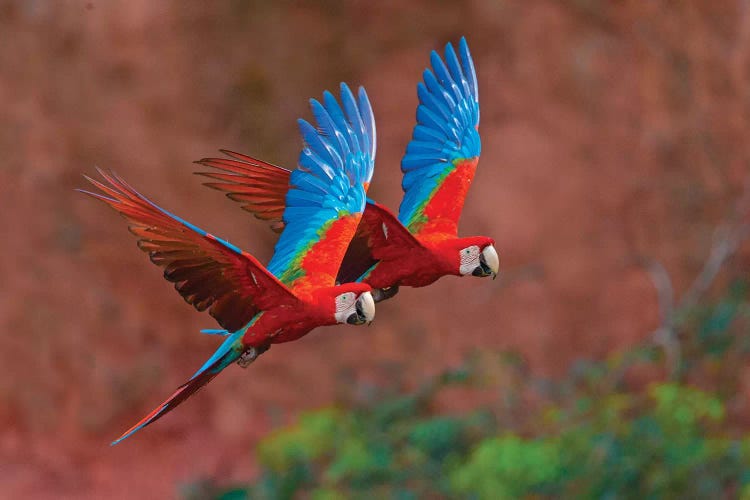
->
[80,83,377,444]
[195,37,498,303]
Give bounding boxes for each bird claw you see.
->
[372,286,400,302]
[237,348,258,368]
[237,344,270,368]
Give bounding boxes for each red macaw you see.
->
[196,37,498,302]
[80,83,377,444]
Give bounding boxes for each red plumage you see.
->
[79,170,374,443]
[195,152,497,297]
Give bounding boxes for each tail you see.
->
[110,367,220,445]
[111,330,244,445]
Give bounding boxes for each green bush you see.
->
[188,280,750,499]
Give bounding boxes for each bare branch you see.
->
[638,257,675,328]
[636,174,750,380]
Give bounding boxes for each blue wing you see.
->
[397,37,481,235]
[266,83,376,291]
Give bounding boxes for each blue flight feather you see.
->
[200,329,231,336]
[323,91,358,155]
[310,99,350,164]
[398,37,481,230]
[297,119,341,173]
[266,83,375,287]
[341,85,367,154]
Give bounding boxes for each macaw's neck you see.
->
[423,238,467,277]
[364,238,456,288]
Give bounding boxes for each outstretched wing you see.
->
[79,170,298,332]
[266,83,376,294]
[194,156,425,283]
[195,151,289,232]
[195,152,426,284]
[397,37,481,237]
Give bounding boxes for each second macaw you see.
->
[196,37,498,302]
[80,84,376,443]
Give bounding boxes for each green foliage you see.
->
[257,409,343,471]
[192,279,750,499]
[451,436,561,499]
[446,383,746,499]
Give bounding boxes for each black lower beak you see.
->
[347,313,364,325]
[347,302,366,325]
[472,260,494,277]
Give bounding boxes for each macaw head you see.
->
[453,236,499,279]
[329,283,376,325]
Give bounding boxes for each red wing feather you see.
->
[80,169,298,331]
[195,150,290,232]
[412,157,479,238]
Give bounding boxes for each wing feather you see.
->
[79,170,298,331]
[195,152,290,226]
[266,84,375,293]
[398,37,481,237]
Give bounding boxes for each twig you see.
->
[637,257,680,378]
[639,175,750,379]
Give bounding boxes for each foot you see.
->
[372,286,400,302]
[237,344,270,368]
[237,348,257,368]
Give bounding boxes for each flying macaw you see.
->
[80,83,377,444]
[196,37,498,302]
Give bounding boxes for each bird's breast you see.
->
[241,305,315,346]
[366,248,443,288]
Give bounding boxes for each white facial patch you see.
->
[334,292,357,323]
[459,245,481,275]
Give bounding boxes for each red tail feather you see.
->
[111,368,218,445]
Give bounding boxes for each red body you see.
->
[364,234,493,289]
[80,169,374,444]
[242,282,370,346]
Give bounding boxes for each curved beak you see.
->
[346,291,376,325]
[472,245,499,279]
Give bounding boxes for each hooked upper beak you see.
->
[346,291,376,325]
[472,245,499,279]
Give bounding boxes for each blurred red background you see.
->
[2,1,749,497]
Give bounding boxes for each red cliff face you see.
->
[2,1,748,497]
